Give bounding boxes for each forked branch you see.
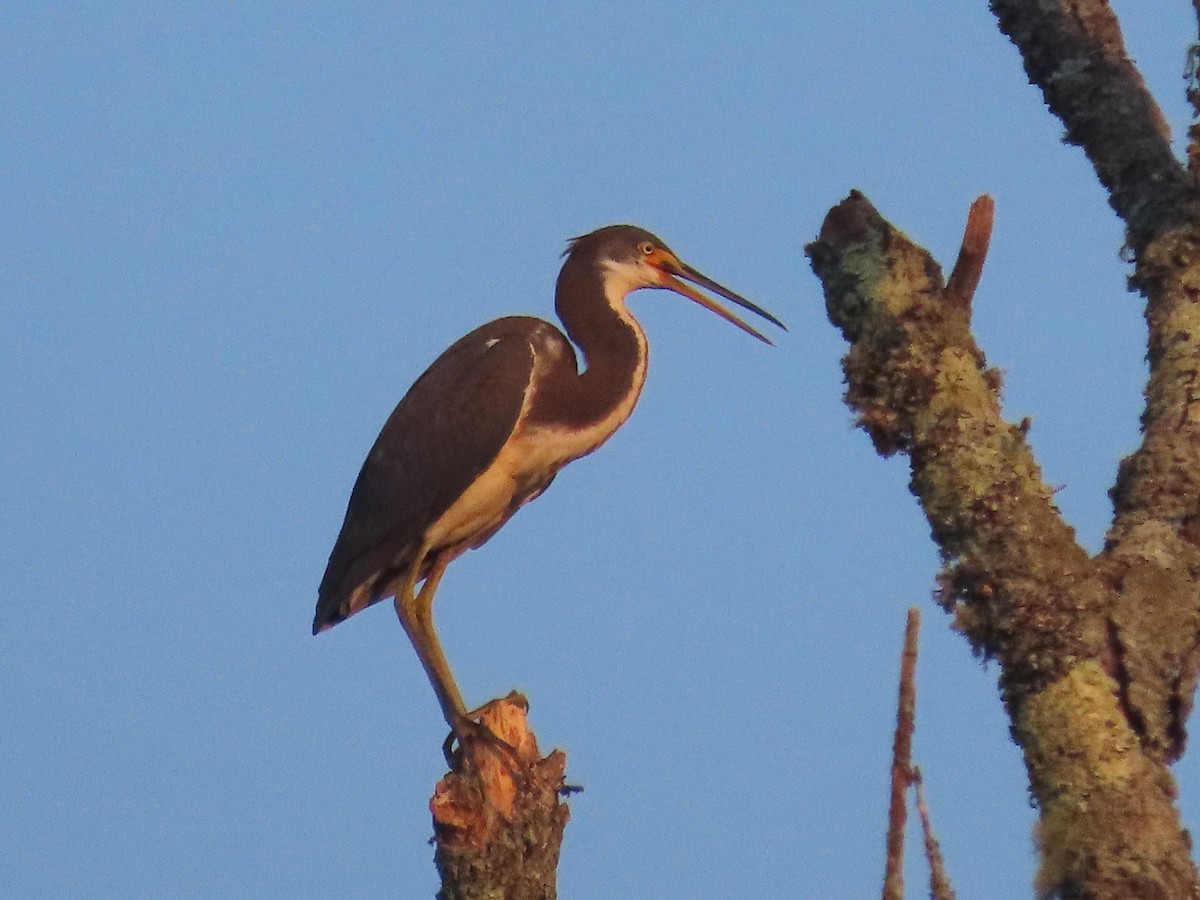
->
[807,190,1198,900]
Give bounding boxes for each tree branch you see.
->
[883,609,920,900]
[809,192,1107,681]
[991,0,1200,767]
[989,0,1188,253]
[807,191,1198,900]
[913,770,955,900]
[945,196,994,310]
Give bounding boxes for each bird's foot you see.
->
[443,707,527,781]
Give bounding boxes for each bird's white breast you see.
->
[518,292,648,468]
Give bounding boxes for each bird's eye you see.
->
[638,241,655,256]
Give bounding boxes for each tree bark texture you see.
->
[805,3,1200,896]
[432,694,569,900]
[808,187,1198,900]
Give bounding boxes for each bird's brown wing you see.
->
[313,316,550,633]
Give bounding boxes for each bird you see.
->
[313,224,784,746]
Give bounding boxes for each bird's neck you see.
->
[541,259,648,430]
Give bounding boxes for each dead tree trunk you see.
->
[431,695,569,900]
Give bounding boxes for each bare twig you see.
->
[945,196,995,310]
[883,608,921,900]
[913,769,956,900]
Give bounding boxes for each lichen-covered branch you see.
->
[807,191,1198,900]
[432,695,569,900]
[809,193,1109,687]
[991,0,1200,770]
[989,0,1188,252]
[804,4,1200,898]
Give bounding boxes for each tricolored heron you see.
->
[313,224,784,745]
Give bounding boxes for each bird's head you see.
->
[563,225,786,344]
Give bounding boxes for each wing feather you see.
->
[313,317,546,632]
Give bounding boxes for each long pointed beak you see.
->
[652,253,786,345]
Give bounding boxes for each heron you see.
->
[313,224,784,747]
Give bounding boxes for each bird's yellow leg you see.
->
[396,546,525,771]
[395,546,467,729]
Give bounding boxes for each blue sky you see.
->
[2,3,1192,897]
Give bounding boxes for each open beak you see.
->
[649,250,786,345]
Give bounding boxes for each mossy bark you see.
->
[808,191,1199,900]
[807,3,1200,896]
